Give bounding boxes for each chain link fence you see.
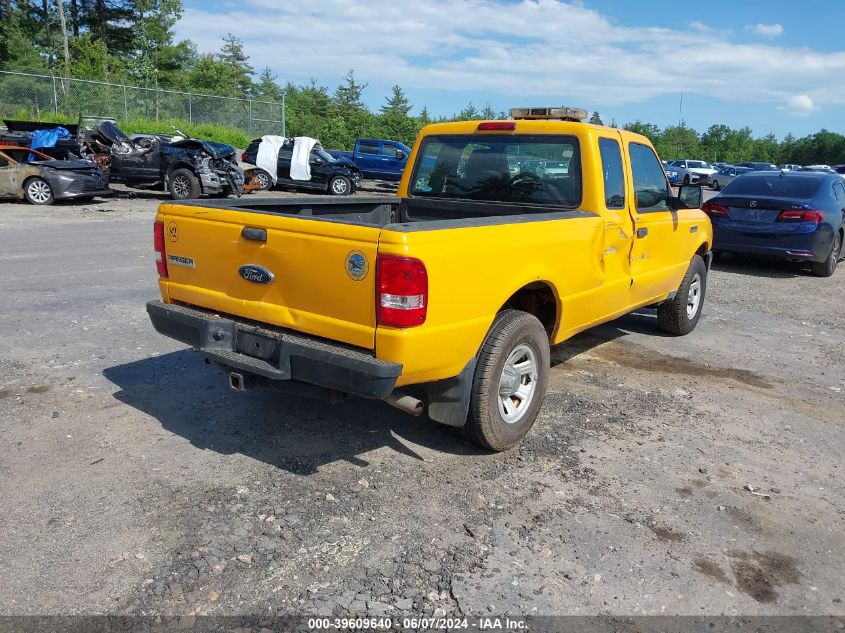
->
[0,70,285,136]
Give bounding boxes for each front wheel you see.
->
[328,175,352,196]
[168,168,201,200]
[252,168,273,191]
[683,175,691,185]
[465,310,550,452]
[810,231,841,277]
[657,254,707,335]
[24,177,54,205]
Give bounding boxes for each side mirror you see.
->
[312,157,324,165]
[673,184,702,210]
[396,150,406,160]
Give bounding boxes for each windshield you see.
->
[722,174,822,198]
[688,161,707,168]
[309,148,336,163]
[409,134,581,206]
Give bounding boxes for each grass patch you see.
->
[2,110,253,149]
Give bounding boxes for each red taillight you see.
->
[477,121,516,131]
[241,152,249,162]
[701,201,728,217]
[376,255,427,328]
[776,209,824,223]
[153,221,168,278]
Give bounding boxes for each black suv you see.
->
[242,139,361,195]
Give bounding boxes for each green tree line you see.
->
[2,1,844,160]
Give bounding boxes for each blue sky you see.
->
[176,0,845,139]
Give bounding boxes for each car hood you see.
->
[690,167,717,174]
[332,156,356,168]
[169,138,236,159]
[30,160,99,171]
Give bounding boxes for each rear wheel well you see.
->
[499,282,557,337]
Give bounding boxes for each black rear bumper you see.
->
[146,301,402,398]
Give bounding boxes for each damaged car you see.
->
[241,136,361,195]
[0,146,111,205]
[77,117,244,200]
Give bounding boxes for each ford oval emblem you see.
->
[238,264,274,284]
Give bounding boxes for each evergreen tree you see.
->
[380,84,411,116]
[333,69,367,115]
[589,111,603,125]
[458,102,480,120]
[80,0,135,56]
[256,67,282,101]
[480,102,496,120]
[0,7,44,70]
[132,0,191,88]
[218,33,254,95]
[418,105,431,126]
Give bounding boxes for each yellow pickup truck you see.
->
[147,107,712,451]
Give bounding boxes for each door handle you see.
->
[637,227,648,238]
[241,227,267,242]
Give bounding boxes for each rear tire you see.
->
[465,310,550,452]
[810,231,841,277]
[168,168,201,200]
[683,175,690,185]
[329,175,352,196]
[657,255,707,335]
[24,177,54,205]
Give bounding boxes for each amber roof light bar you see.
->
[508,106,589,122]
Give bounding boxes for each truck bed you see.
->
[175,196,592,229]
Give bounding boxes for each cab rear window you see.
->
[409,134,581,207]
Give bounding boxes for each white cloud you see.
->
[746,23,784,36]
[173,1,843,114]
[780,94,817,115]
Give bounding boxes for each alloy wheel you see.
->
[27,180,51,203]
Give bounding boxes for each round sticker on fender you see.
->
[345,250,368,281]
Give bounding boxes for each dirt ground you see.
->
[0,184,842,627]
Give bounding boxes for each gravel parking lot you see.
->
[0,185,842,624]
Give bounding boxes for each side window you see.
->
[833,181,845,204]
[598,137,625,209]
[359,141,379,155]
[279,149,292,161]
[382,144,399,158]
[629,143,670,213]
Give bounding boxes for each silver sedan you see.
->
[710,165,753,191]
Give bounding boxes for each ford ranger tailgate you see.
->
[155,202,382,350]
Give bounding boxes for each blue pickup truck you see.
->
[329,138,410,181]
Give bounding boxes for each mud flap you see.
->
[425,357,477,427]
